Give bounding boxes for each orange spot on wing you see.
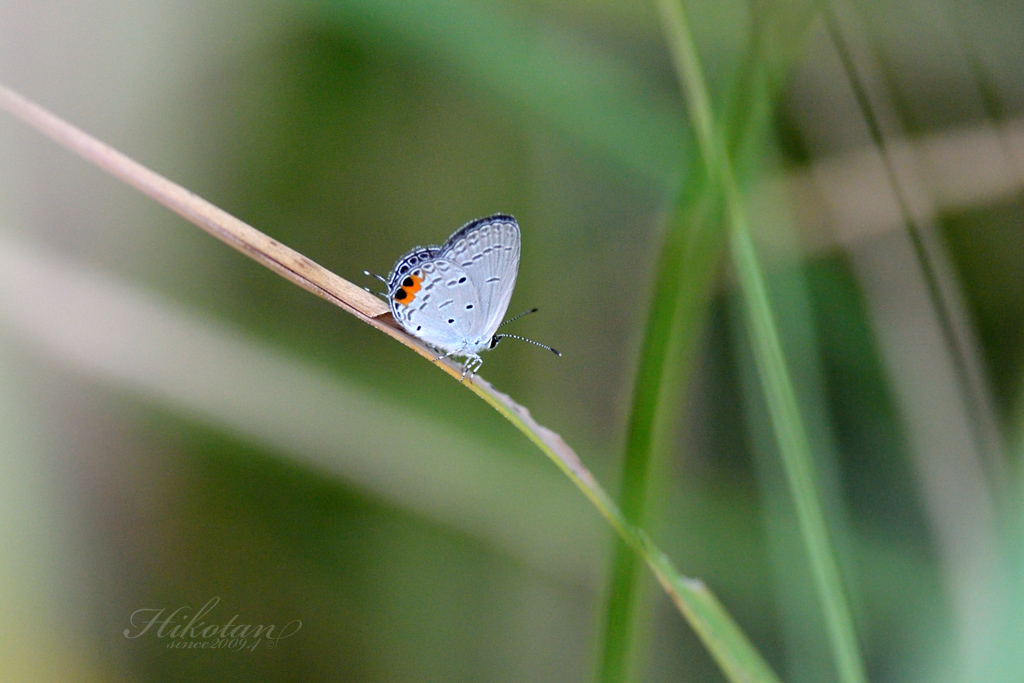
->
[393,274,423,306]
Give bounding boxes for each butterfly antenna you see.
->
[492,333,561,357]
[363,270,388,284]
[499,308,539,328]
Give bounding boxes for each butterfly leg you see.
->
[431,351,471,382]
[431,350,456,364]
[460,355,483,383]
[428,351,482,382]
[362,270,389,299]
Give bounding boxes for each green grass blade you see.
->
[821,8,1006,477]
[653,0,868,681]
[469,381,783,683]
[595,157,736,683]
[596,187,701,683]
[597,2,820,679]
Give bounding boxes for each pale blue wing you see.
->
[389,258,484,355]
[438,215,520,341]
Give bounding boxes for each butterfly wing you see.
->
[438,215,520,342]
[386,246,440,289]
[389,257,483,355]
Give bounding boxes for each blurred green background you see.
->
[2,0,1023,680]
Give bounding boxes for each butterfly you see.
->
[366,214,559,380]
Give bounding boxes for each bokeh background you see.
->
[2,0,1023,681]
